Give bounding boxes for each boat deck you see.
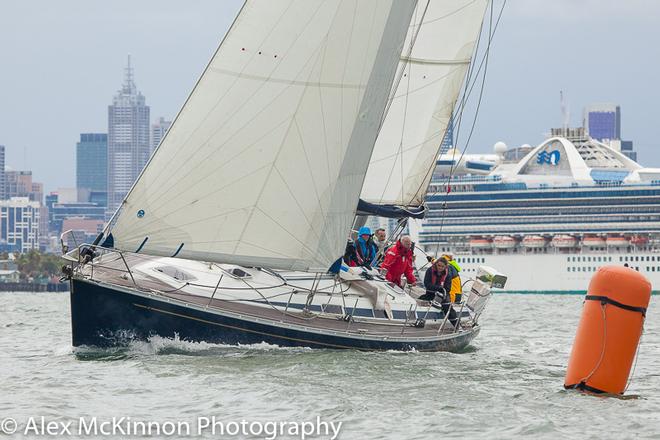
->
[77,253,465,339]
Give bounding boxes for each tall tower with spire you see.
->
[107,55,150,214]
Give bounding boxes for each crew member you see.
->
[442,254,463,303]
[422,257,458,327]
[374,228,389,264]
[381,235,416,288]
[355,226,378,268]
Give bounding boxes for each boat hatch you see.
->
[154,266,197,282]
[220,266,252,279]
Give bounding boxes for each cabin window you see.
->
[322,304,343,315]
[373,309,388,319]
[352,307,374,318]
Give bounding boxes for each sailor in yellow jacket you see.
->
[442,254,463,303]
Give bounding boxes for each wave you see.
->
[72,333,313,360]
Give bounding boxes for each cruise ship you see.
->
[418,128,660,293]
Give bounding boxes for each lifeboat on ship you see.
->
[582,235,606,247]
[630,235,648,247]
[606,234,630,247]
[493,235,516,249]
[521,235,547,248]
[469,237,492,249]
[551,234,577,248]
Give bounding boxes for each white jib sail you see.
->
[360,0,488,207]
[107,0,417,271]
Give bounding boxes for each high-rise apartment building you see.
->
[0,145,5,200]
[0,197,40,252]
[584,103,621,141]
[76,133,107,195]
[107,56,150,213]
[151,117,172,154]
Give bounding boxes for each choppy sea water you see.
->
[1,292,658,439]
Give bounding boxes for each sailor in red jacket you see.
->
[381,235,416,288]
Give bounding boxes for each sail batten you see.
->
[360,0,489,208]
[400,56,472,66]
[107,0,417,271]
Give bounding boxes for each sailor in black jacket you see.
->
[421,257,458,327]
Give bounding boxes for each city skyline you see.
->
[1,0,659,194]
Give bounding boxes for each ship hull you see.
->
[70,278,478,352]
[451,251,660,293]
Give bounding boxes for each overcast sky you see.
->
[1,0,659,193]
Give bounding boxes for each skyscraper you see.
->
[107,56,150,213]
[440,114,454,155]
[0,145,5,200]
[76,133,107,194]
[584,103,621,141]
[583,103,638,162]
[151,117,172,154]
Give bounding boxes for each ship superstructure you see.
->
[419,130,660,292]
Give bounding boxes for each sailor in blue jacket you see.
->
[352,226,378,268]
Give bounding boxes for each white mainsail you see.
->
[360,0,489,207]
[106,0,417,271]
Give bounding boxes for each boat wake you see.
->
[72,333,313,360]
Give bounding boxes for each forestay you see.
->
[106,0,417,272]
[360,0,488,207]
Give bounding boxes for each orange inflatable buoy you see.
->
[564,266,651,394]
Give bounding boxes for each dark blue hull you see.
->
[70,278,478,352]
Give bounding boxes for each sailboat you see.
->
[63,0,506,351]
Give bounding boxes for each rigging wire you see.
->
[376,0,432,205]
[379,0,432,131]
[403,0,494,212]
[429,0,506,259]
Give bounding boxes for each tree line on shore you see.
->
[1,251,63,282]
